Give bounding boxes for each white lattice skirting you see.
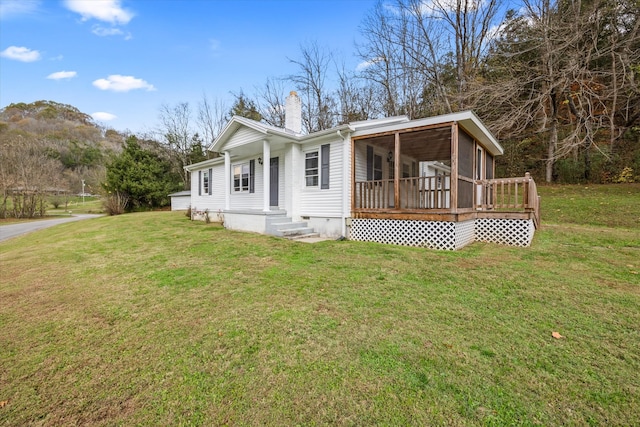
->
[475,218,535,247]
[350,218,534,250]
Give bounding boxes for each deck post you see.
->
[450,123,459,213]
[394,132,401,210]
[523,172,530,209]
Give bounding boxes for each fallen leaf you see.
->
[0,400,8,408]
[552,331,564,339]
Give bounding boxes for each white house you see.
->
[185,92,540,250]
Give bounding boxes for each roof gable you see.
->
[209,116,298,153]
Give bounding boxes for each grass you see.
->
[0,197,104,224]
[1,184,639,426]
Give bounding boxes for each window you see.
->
[402,163,410,178]
[305,151,319,186]
[203,170,209,195]
[233,160,254,193]
[198,168,212,195]
[306,145,330,188]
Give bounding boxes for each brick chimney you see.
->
[285,91,302,134]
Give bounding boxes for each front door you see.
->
[270,157,279,207]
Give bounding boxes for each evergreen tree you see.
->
[104,136,182,210]
[228,91,263,122]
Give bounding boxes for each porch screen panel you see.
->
[486,154,494,179]
[458,129,474,178]
[457,129,475,209]
[366,145,374,181]
[458,180,473,208]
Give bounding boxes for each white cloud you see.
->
[92,25,122,36]
[64,0,133,25]
[47,70,77,80]
[92,112,117,121]
[0,0,40,19]
[0,45,41,62]
[91,24,132,39]
[356,56,385,71]
[92,74,156,92]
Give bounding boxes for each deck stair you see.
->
[265,214,319,240]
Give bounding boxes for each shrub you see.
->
[103,192,129,216]
[615,167,635,183]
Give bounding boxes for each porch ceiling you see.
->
[358,127,452,161]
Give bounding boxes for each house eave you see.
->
[184,156,224,172]
[351,110,503,157]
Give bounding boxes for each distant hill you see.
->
[0,100,128,196]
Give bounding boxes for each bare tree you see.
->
[358,0,504,118]
[481,0,640,182]
[336,61,380,123]
[0,132,63,218]
[158,102,193,188]
[288,41,337,132]
[197,93,228,149]
[256,77,287,128]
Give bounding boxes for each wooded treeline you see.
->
[1,0,638,217]
[285,0,639,183]
[210,0,638,184]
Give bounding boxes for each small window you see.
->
[233,162,252,192]
[402,163,410,178]
[305,151,319,187]
[203,170,209,195]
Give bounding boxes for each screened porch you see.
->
[351,121,539,225]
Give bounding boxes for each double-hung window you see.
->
[305,144,330,189]
[233,160,255,193]
[198,168,212,196]
[305,151,319,187]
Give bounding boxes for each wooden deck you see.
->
[354,173,540,228]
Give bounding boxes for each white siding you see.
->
[299,139,344,217]
[189,164,225,213]
[229,156,263,210]
[222,128,264,151]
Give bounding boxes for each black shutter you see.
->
[249,159,255,193]
[366,145,373,181]
[198,170,202,195]
[321,144,330,189]
[208,168,213,195]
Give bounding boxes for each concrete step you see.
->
[270,221,306,231]
[285,232,321,241]
[274,226,315,237]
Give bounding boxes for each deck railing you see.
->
[475,172,540,227]
[355,175,450,210]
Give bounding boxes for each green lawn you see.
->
[1,185,638,426]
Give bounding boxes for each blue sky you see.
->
[0,0,378,133]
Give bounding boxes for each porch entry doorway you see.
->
[476,146,484,208]
[270,157,279,207]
